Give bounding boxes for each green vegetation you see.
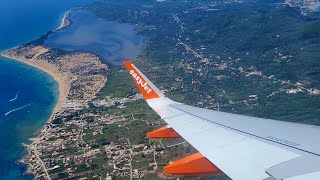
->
[88,0,320,125]
[96,67,137,98]
[299,22,320,38]
[144,173,160,180]
[132,153,154,169]
[89,154,113,174]
[83,100,160,145]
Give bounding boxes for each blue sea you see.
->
[0,0,96,179]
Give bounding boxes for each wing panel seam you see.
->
[169,104,320,157]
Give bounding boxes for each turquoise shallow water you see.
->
[0,57,58,180]
[0,0,96,179]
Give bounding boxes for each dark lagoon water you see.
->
[0,0,97,179]
[45,10,144,64]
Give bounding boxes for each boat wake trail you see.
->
[9,92,19,102]
[5,103,31,116]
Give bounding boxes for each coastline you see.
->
[56,11,71,31]
[0,53,70,123]
[0,10,73,123]
[0,51,71,178]
[0,9,73,122]
[0,2,111,178]
[0,11,73,174]
[0,43,108,177]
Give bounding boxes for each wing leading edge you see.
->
[124,61,320,180]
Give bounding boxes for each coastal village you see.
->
[23,94,186,180]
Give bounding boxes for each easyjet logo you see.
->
[130,70,153,94]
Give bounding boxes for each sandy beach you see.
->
[0,53,70,122]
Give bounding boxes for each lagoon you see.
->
[45,10,144,64]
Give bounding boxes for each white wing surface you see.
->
[124,61,320,180]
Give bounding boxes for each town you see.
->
[21,70,195,180]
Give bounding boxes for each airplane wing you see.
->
[124,61,320,180]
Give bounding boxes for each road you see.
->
[33,133,51,179]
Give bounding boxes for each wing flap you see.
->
[206,138,300,180]
[267,155,320,179]
[285,171,320,180]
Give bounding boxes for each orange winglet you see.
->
[164,153,222,175]
[124,61,160,100]
[147,126,181,139]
